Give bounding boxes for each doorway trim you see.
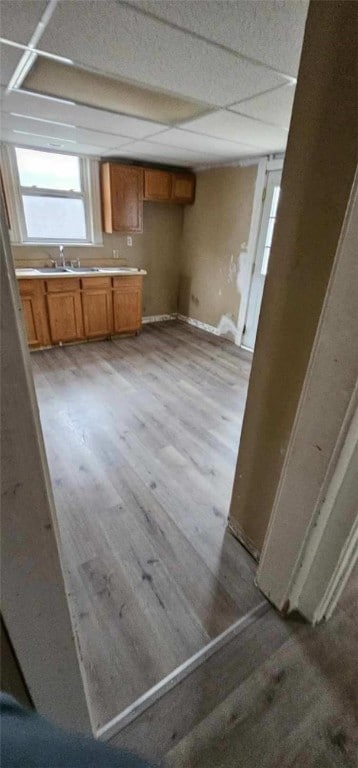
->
[242,165,283,350]
[236,155,285,350]
[1,192,92,732]
[236,156,267,346]
[256,168,358,623]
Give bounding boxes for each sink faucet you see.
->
[59,245,66,268]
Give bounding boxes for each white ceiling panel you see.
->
[38,1,285,106]
[65,127,129,150]
[1,113,132,149]
[147,128,255,157]
[231,84,296,129]
[0,0,47,44]
[0,43,23,86]
[1,88,167,139]
[0,130,107,156]
[129,0,308,78]
[103,140,222,166]
[182,110,288,152]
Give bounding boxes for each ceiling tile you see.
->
[38,1,285,105]
[103,140,222,166]
[0,43,23,86]
[0,130,107,156]
[1,88,167,139]
[182,110,288,152]
[67,127,129,150]
[231,84,296,129]
[129,0,308,78]
[0,113,131,149]
[0,0,47,44]
[147,128,255,157]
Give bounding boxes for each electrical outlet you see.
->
[127,236,132,247]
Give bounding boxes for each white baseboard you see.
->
[142,315,250,356]
[142,314,177,324]
[177,313,221,336]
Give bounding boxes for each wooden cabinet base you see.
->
[18,279,50,348]
[18,276,143,350]
[112,276,142,334]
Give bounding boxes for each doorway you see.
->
[242,167,282,350]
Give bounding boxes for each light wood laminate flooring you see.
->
[115,567,358,767]
[32,321,260,730]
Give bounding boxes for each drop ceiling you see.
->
[0,0,309,167]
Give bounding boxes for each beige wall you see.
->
[229,0,358,556]
[12,202,184,317]
[178,165,257,329]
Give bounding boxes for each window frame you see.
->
[1,143,103,247]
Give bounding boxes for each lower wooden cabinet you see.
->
[18,275,143,348]
[112,277,142,334]
[46,278,84,344]
[18,279,50,348]
[81,277,113,338]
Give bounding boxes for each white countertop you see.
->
[16,267,147,279]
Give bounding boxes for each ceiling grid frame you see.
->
[0,0,309,166]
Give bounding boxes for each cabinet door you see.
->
[18,280,50,348]
[112,277,142,334]
[101,163,143,233]
[143,169,172,201]
[46,291,84,344]
[171,172,196,204]
[81,278,113,338]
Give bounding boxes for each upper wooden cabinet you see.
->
[143,169,172,202]
[172,172,196,204]
[101,163,195,230]
[101,163,143,234]
[143,167,196,204]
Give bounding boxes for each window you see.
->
[261,185,280,276]
[1,145,102,246]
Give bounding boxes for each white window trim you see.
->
[0,143,103,246]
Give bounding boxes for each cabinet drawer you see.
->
[19,279,44,296]
[46,278,81,292]
[112,276,143,289]
[81,276,111,289]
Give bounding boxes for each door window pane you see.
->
[15,147,81,191]
[271,185,280,215]
[265,217,276,249]
[261,247,271,276]
[22,196,86,240]
[260,186,281,275]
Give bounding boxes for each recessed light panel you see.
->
[24,58,211,124]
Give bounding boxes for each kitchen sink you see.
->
[35,266,101,274]
[26,266,141,275]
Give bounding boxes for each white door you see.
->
[242,169,282,350]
